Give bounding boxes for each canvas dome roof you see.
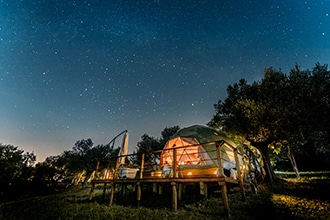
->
[170,125,235,145]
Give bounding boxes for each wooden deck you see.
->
[88,141,253,218]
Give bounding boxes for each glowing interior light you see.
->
[187,172,192,176]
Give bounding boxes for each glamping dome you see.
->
[159,125,243,178]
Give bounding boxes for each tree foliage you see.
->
[209,63,330,181]
[0,144,36,184]
[34,139,119,188]
[131,126,180,169]
[33,155,68,189]
[0,143,36,198]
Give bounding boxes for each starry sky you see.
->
[1,0,329,161]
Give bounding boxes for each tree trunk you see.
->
[287,145,300,179]
[250,140,280,185]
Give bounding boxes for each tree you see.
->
[159,126,180,146]
[209,63,330,183]
[0,144,36,197]
[63,139,118,186]
[34,139,119,188]
[34,155,67,189]
[132,126,180,169]
[132,134,161,169]
[0,144,24,187]
[67,138,95,174]
[285,64,330,170]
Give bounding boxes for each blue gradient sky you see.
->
[1,0,329,161]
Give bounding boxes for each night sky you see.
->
[1,0,329,161]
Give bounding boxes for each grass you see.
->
[270,171,330,220]
[0,171,329,220]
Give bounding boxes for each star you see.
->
[0,0,329,161]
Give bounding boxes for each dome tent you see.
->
[160,125,243,175]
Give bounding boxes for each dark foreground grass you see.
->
[0,171,329,220]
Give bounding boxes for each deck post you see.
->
[102,183,107,201]
[159,184,163,195]
[89,182,95,200]
[136,182,141,208]
[172,148,177,178]
[122,183,126,196]
[89,160,100,201]
[220,183,230,218]
[178,183,182,200]
[216,141,225,176]
[217,142,231,217]
[204,182,208,199]
[171,182,178,211]
[199,181,205,195]
[153,183,157,194]
[109,183,115,206]
[140,154,145,179]
[234,149,246,201]
[132,183,136,192]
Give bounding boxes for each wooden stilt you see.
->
[159,184,163,195]
[171,182,178,211]
[234,149,246,201]
[220,183,230,218]
[89,182,95,200]
[89,161,100,201]
[136,182,141,208]
[178,183,182,201]
[122,183,126,196]
[204,183,208,199]
[102,183,107,201]
[109,183,115,206]
[199,181,205,195]
[153,183,157,194]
